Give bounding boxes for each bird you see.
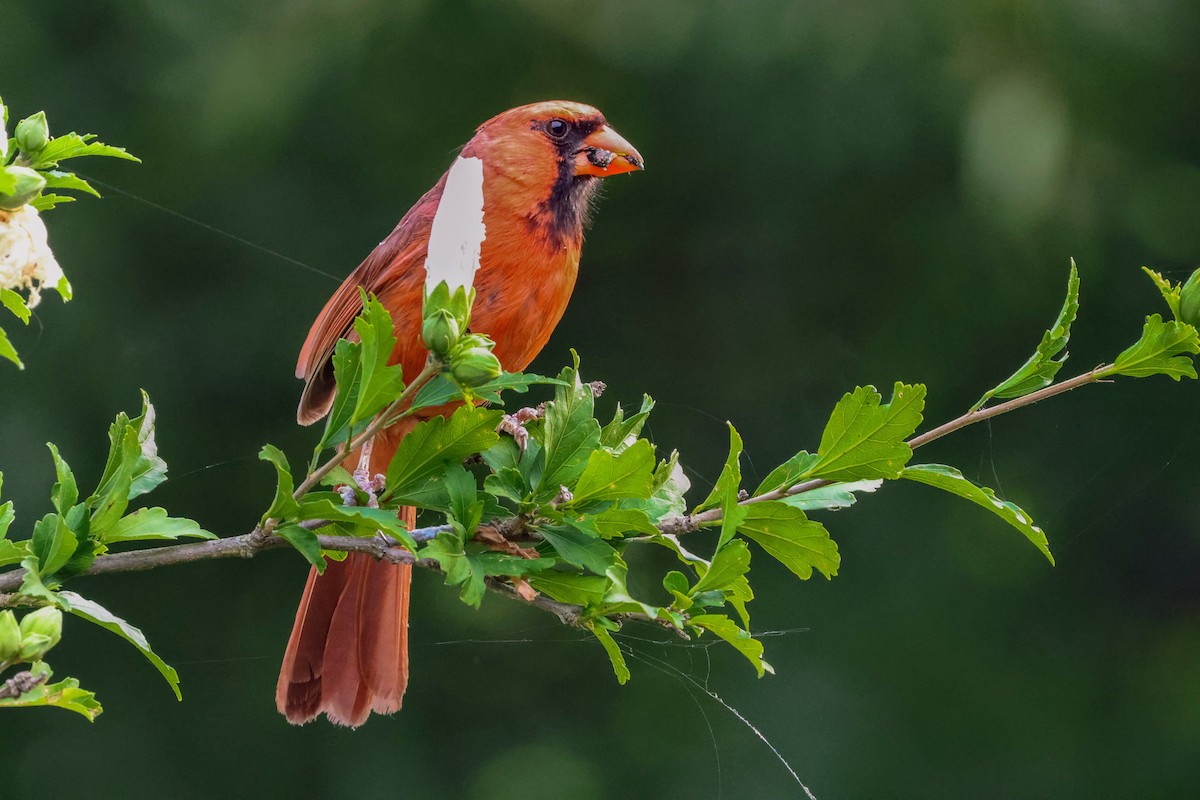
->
[276,100,643,727]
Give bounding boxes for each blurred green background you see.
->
[3,1,1199,797]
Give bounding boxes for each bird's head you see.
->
[463,100,643,239]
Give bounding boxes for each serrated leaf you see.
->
[590,507,658,539]
[688,614,773,677]
[1099,314,1200,381]
[27,132,140,168]
[17,556,61,605]
[31,513,76,577]
[778,479,883,512]
[384,405,502,499]
[40,170,100,198]
[352,294,407,424]
[900,463,1054,564]
[691,539,751,596]
[737,501,840,580]
[599,394,655,450]
[753,451,819,495]
[695,424,747,549]
[536,356,601,497]
[538,523,616,575]
[589,623,630,684]
[0,327,23,368]
[808,382,926,481]
[411,371,563,411]
[975,262,1080,409]
[259,444,299,522]
[319,337,364,449]
[529,572,607,605]
[568,439,655,505]
[0,536,23,567]
[46,443,78,515]
[1,288,30,323]
[297,497,418,552]
[277,524,326,572]
[58,591,180,700]
[103,508,215,544]
[1143,266,1182,320]
[0,663,102,721]
[30,194,74,211]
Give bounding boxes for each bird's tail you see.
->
[276,429,413,728]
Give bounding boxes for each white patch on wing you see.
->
[424,155,486,292]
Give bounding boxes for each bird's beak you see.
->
[575,125,644,177]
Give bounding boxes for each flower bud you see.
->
[14,112,49,154]
[18,606,62,661]
[451,347,503,386]
[0,610,21,662]
[1179,268,1200,328]
[0,167,47,210]
[421,308,460,356]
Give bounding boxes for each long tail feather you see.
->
[276,429,413,727]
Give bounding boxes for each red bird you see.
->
[277,101,643,727]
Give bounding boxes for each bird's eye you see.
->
[545,119,570,140]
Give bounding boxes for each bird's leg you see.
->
[352,436,386,509]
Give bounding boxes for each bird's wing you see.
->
[295,176,446,425]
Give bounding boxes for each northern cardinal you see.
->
[277,101,643,727]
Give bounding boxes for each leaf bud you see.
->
[0,166,47,210]
[451,347,503,386]
[0,610,21,662]
[1179,267,1200,329]
[14,111,49,154]
[18,607,62,661]
[421,308,460,356]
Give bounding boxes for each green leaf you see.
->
[125,392,168,499]
[31,513,76,577]
[0,535,23,568]
[58,591,181,700]
[384,405,502,499]
[352,294,407,424]
[538,523,617,575]
[40,170,100,198]
[0,662,102,721]
[599,394,655,450]
[567,439,655,505]
[1,288,31,323]
[443,462,484,536]
[297,498,418,553]
[536,356,601,497]
[0,327,23,368]
[29,194,74,211]
[778,479,883,512]
[528,572,607,605]
[696,424,748,549]
[277,524,326,572]
[26,132,140,168]
[418,532,485,607]
[17,556,61,606]
[691,539,752,596]
[736,501,840,579]
[590,508,658,539]
[688,614,773,677]
[259,444,299,522]
[1099,314,1200,381]
[808,382,926,481]
[1143,266,1182,320]
[900,463,1054,564]
[974,261,1080,409]
[411,371,563,411]
[319,337,364,449]
[46,443,78,516]
[103,508,215,544]
[753,451,819,495]
[589,623,630,684]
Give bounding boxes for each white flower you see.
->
[0,204,66,308]
[424,156,486,292]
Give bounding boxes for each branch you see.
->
[0,365,1111,624]
[659,365,1110,533]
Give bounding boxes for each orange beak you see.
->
[574,125,644,177]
